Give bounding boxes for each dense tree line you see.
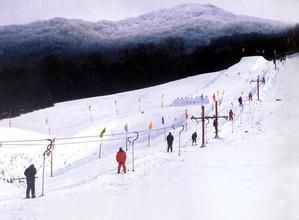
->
[0,27,298,119]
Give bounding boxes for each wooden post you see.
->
[115,100,118,115]
[132,139,135,172]
[201,105,206,148]
[185,110,188,132]
[191,104,227,146]
[257,75,260,101]
[148,121,152,147]
[250,75,263,101]
[148,131,151,147]
[50,139,55,177]
[125,131,128,151]
[178,125,184,156]
[131,132,139,172]
[41,139,53,196]
[215,101,219,138]
[50,150,53,177]
[41,153,46,196]
[98,140,102,158]
[88,105,93,124]
[139,97,141,113]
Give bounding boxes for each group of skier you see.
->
[24,147,128,198]
[24,80,267,198]
[22,131,175,198]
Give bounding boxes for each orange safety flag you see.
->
[148,121,153,130]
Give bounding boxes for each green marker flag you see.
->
[99,128,106,138]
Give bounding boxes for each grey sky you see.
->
[0,0,298,26]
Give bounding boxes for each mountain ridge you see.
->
[0,3,290,55]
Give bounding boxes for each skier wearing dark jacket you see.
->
[248,91,253,101]
[238,96,243,108]
[24,164,37,198]
[166,132,174,152]
[191,132,197,146]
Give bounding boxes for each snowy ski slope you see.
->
[0,54,298,220]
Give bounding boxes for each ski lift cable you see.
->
[1,136,134,147]
[1,143,48,146]
[0,121,184,144]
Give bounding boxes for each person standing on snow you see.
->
[191,132,197,146]
[212,93,216,102]
[248,91,253,101]
[166,132,174,152]
[116,147,127,174]
[229,109,234,121]
[24,164,37,198]
[238,96,243,108]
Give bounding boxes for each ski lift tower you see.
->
[191,101,228,147]
[250,75,264,101]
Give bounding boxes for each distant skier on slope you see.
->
[166,132,174,152]
[191,132,197,146]
[262,76,265,85]
[24,164,36,198]
[212,93,216,102]
[248,91,253,101]
[228,109,234,121]
[238,96,243,108]
[116,147,127,174]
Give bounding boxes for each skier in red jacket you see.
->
[116,147,127,174]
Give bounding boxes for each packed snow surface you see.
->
[0,54,298,220]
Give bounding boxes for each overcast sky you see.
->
[0,0,298,26]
